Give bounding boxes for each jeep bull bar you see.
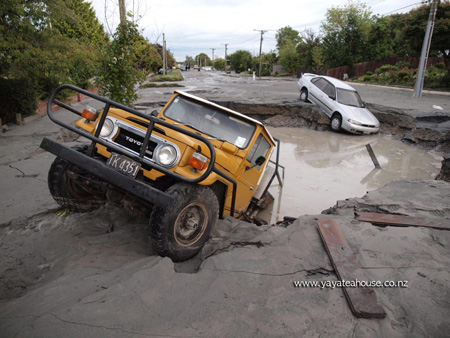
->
[40,85,238,216]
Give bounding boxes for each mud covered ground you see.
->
[1,180,449,337]
[1,72,450,337]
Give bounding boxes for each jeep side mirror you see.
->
[255,156,265,166]
[151,110,158,117]
[246,156,266,171]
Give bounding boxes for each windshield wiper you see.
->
[206,136,228,143]
[173,121,229,143]
[173,121,203,133]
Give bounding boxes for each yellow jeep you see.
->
[41,85,282,261]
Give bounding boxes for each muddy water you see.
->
[259,127,442,223]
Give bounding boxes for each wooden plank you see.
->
[359,212,450,231]
[317,219,386,318]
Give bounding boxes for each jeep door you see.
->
[235,132,272,212]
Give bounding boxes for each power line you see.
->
[382,1,423,15]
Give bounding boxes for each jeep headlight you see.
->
[100,118,115,137]
[156,144,178,167]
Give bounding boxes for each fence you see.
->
[326,56,445,80]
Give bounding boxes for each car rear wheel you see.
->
[300,88,309,102]
[330,114,342,132]
[149,183,219,262]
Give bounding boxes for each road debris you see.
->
[358,212,450,231]
[317,219,386,318]
[365,144,381,169]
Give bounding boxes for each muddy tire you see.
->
[330,114,342,132]
[149,183,219,262]
[48,146,106,212]
[300,88,309,102]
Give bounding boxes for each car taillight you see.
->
[82,106,98,121]
[188,152,208,171]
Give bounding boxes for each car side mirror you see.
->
[245,156,266,171]
[150,110,159,117]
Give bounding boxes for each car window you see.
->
[247,134,270,169]
[312,78,336,98]
[336,88,364,107]
[312,78,327,91]
[323,82,336,99]
[163,96,256,149]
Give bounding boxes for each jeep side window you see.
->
[247,134,270,169]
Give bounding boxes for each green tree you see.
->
[276,26,301,49]
[278,40,301,73]
[195,53,211,67]
[398,1,450,73]
[185,56,194,68]
[96,22,146,106]
[166,49,176,69]
[256,52,276,76]
[320,0,373,67]
[51,0,108,47]
[0,0,106,95]
[134,36,161,73]
[297,28,321,68]
[311,45,326,72]
[366,16,395,61]
[228,50,252,72]
[262,51,278,65]
[213,58,225,70]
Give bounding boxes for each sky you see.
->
[89,0,426,62]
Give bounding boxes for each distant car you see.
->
[180,65,187,71]
[297,74,380,134]
[204,66,212,71]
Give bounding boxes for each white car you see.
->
[297,73,380,134]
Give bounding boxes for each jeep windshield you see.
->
[163,95,256,149]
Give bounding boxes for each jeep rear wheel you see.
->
[48,146,106,212]
[149,183,219,262]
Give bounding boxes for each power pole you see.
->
[413,0,439,98]
[221,43,229,72]
[162,33,166,75]
[118,0,126,24]
[210,48,215,66]
[254,29,267,79]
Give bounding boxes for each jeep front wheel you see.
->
[149,183,219,262]
[48,146,106,212]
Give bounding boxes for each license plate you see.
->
[106,152,141,178]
